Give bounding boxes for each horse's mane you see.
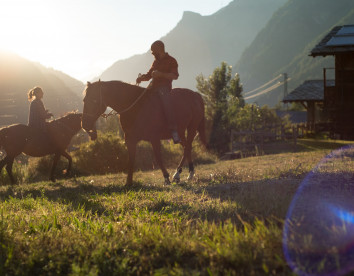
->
[83,80,145,96]
[114,80,144,91]
[49,111,81,123]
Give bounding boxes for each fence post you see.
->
[293,125,297,151]
[230,130,234,152]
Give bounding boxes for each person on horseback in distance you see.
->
[136,40,181,144]
[27,86,53,132]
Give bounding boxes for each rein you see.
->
[100,82,149,118]
[83,81,149,122]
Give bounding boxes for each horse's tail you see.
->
[0,127,6,150]
[197,114,207,148]
[196,94,208,149]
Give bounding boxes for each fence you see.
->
[229,124,302,158]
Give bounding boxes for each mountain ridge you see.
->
[235,0,354,106]
[0,51,84,126]
[98,0,288,89]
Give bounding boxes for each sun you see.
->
[0,1,52,58]
[0,0,82,76]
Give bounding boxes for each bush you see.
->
[74,132,128,175]
[25,155,78,182]
[0,160,26,184]
[22,132,217,181]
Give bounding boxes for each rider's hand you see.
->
[46,110,53,117]
[136,77,142,84]
[152,70,163,78]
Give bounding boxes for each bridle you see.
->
[83,83,107,121]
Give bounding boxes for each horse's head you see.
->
[82,81,107,140]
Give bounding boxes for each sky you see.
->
[0,0,232,81]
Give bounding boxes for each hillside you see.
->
[98,0,287,90]
[235,0,354,106]
[0,51,85,126]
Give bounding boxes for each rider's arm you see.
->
[37,100,52,120]
[151,71,178,80]
[137,65,154,83]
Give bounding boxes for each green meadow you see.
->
[0,139,353,275]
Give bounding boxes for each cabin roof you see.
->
[283,80,335,103]
[311,25,354,57]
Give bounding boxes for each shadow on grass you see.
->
[0,178,165,216]
[177,178,300,224]
[0,176,286,225]
[262,139,353,155]
[0,170,303,224]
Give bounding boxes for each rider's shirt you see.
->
[28,98,48,130]
[143,53,179,90]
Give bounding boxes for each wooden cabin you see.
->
[310,25,354,139]
[283,80,334,131]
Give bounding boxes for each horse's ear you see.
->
[98,79,101,83]
[87,81,91,86]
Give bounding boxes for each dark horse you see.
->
[0,112,85,184]
[82,80,206,185]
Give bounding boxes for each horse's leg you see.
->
[126,139,137,186]
[151,140,170,185]
[0,157,7,174]
[50,153,61,182]
[172,135,187,183]
[172,156,185,183]
[5,157,15,184]
[61,151,72,175]
[185,129,197,181]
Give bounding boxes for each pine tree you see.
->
[196,62,243,154]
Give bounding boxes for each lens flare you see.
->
[283,145,354,276]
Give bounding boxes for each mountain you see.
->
[0,51,85,127]
[234,0,354,106]
[98,0,287,90]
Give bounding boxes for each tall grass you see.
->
[0,139,352,275]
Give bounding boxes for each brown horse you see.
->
[0,112,85,184]
[81,80,206,185]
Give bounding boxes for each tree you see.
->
[196,62,243,154]
[228,104,283,132]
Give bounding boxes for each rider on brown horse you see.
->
[27,86,53,131]
[136,40,181,144]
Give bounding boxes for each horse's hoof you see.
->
[187,171,195,181]
[164,178,171,186]
[125,180,133,187]
[172,174,180,184]
[172,168,182,183]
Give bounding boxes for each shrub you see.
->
[24,132,217,180]
[26,155,79,182]
[0,160,26,184]
[73,132,128,175]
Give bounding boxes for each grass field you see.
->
[0,139,353,275]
